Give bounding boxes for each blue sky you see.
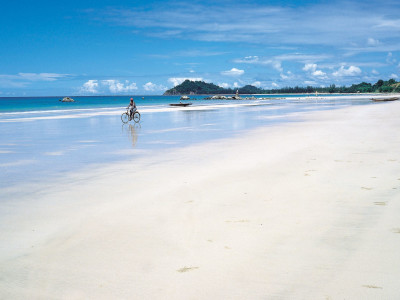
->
[1,0,400,96]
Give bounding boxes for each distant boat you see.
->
[169,103,192,107]
[371,97,399,102]
[60,97,75,102]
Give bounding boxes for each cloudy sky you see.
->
[1,0,400,96]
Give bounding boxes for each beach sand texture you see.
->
[1,101,400,299]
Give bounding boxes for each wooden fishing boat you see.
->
[169,103,192,107]
[371,97,399,102]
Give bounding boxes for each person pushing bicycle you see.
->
[127,98,137,118]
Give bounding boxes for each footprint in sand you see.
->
[304,170,317,176]
[362,285,382,289]
[391,228,400,234]
[361,187,373,190]
[225,219,250,223]
[177,266,199,273]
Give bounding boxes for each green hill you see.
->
[164,80,227,95]
[164,80,265,95]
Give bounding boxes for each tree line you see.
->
[163,79,400,95]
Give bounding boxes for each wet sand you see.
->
[1,101,400,299]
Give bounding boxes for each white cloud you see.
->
[303,63,317,72]
[375,19,400,29]
[168,77,203,86]
[390,73,398,79]
[218,83,230,89]
[271,62,283,72]
[252,81,261,87]
[143,82,156,91]
[98,2,400,49]
[332,65,362,77]
[271,82,279,87]
[18,73,69,81]
[244,55,259,61]
[235,56,260,64]
[237,54,331,66]
[143,82,167,92]
[372,69,379,74]
[302,63,326,77]
[102,80,137,93]
[221,68,244,76]
[233,82,240,88]
[80,80,99,94]
[280,71,293,80]
[367,38,380,46]
[234,56,283,72]
[274,53,332,62]
[0,72,70,88]
[312,70,327,77]
[80,79,138,94]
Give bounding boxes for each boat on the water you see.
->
[371,97,399,102]
[169,103,192,107]
[59,97,75,102]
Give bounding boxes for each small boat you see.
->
[59,97,75,102]
[169,103,192,107]
[371,97,399,102]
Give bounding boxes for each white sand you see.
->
[1,101,400,299]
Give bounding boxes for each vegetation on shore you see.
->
[164,79,400,95]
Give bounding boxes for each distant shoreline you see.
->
[0,92,395,98]
[164,79,400,95]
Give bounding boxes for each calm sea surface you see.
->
[0,95,374,190]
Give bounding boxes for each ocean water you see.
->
[0,95,373,190]
[0,94,358,113]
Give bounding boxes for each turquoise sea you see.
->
[0,95,374,190]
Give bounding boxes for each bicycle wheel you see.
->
[133,112,141,123]
[121,112,129,123]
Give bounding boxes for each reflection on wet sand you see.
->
[122,123,139,147]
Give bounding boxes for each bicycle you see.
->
[121,109,140,124]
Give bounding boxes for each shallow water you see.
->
[0,96,373,188]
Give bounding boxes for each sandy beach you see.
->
[1,100,400,299]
